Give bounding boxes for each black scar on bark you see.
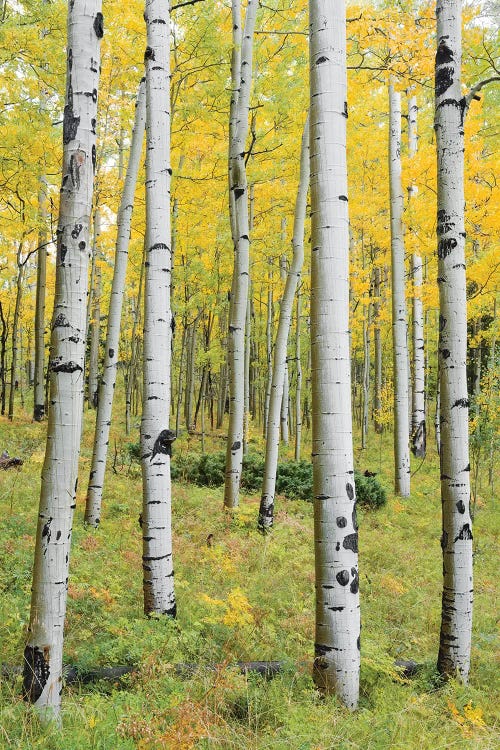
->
[314,643,333,656]
[435,66,454,97]
[109,348,114,358]
[338,195,348,201]
[452,398,469,408]
[436,40,454,66]
[357,635,361,650]
[42,517,52,542]
[438,237,457,258]
[23,645,50,702]
[456,500,466,514]
[92,144,97,173]
[440,348,450,359]
[93,12,104,38]
[329,606,344,612]
[343,533,358,553]
[346,482,354,501]
[454,523,472,542]
[234,187,245,200]
[336,516,347,528]
[170,316,176,335]
[165,602,177,618]
[352,502,358,531]
[50,361,83,374]
[336,570,350,586]
[71,223,83,239]
[151,429,176,460]
[350,567,359,594]
[91,88,98,103]
[63,104,80,144]
[145,46,155,61]
[79,241,86,251]
[343,101,348,118]
[231,441,241,451]
[56,530,61,540]
[68,48,73,71]
[335,542,340,551]
[53,313,71,329]
[91,118,96,135]
[316,55,329,65]
[69,156,81,189]
[439,314,447,331]
[464,463,470,472]
[150,243,168,251]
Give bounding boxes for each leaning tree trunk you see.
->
[310,0,360,709]
[224,0,258,508]
[34,177,48,421]
[84,79,146,527]
[408,91,426,457]
[140,0,176,617]
[389,83,411,497]
[435,0,473,682]
[23,0,103,719]
[258,114,309,532]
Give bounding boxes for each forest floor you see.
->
[0,397,498,749]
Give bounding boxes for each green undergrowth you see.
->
[0,405,498,749]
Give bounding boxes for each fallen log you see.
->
[0,451,23,470]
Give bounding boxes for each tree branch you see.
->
[170,0,205,11]
[464,76,500,114]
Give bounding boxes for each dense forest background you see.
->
[0,0,498,747]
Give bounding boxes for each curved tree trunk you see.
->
[140,0,176,616]
[23,0,103,719]
[258,114,309,532]
[389,83,411,497]
[224,0,258,508]
[85,79,146,527]
[435,0,473,682]
[309,0,360,709]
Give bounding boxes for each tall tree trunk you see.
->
[389,83,411,497]
[258,115,309,532]
[23,0,103,718]
[373,266,382,432]
[435,0,473,682]
[361,302,371,450]
[408,92,426,457]
[263,274,273,438]
[34,178,48,421]
[8,246,24,421]
[125,243,145,435]
[87,215,101,409]
[243,286,251,454]
[0,301,7,415]
[310,0,360,709]
[140,0,176,617]
[224,0,258,508]
[85,78,146,527]
[294,285,303,460]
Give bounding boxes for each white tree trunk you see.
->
[34,177,48,421]
[85,79,146,527]
[294,285,302,460]
[23,0,103,718]
[309,0,360,709]
[263,275,273,438]
[373,266,383,433]
[408,92,426,457]
[140,0,176,616]
[87,213,101,409]
[389,84,411,497]
[435,0,473,681]
[258,114,309,532]
[224,0,258,508]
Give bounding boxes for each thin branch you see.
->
[464,76,500,113]
[170,0,205,11]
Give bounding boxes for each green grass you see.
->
[0,398,498,749]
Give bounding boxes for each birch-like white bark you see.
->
[389,84,411,496]
[408,93,426,457]
[141,0,176,616]
[224,0,258,507]
[263,275,273,438]
[23,0,103,718]
[85,79,146,527]
[294,286,302,460]
[435,0,473,681]
[87,215,101,409]
[309,0,360,709]
[258,115,309,532]
[373,266,383,433]
[34,177,48,421]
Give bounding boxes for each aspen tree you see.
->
[408,92,426,457]
[85,79,146,527]
[435,0,472,680]
[23,0,103,718]
[33,176,48,422]
[141,0,176,616]
[310,0,360,709]
[224,0,258,508]
[294,286,303,460]
[258,115,309,532]
[389,83,411,497]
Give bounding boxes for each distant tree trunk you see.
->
[184,319,197,433]
[294,285,303,460]
[258,114,309,532]
[361,302,371,450]
[263,275,273,438]
[8,245,24,421]
[243,287,251,454]
[85,78,146,527]
[435,0,472,682]
[310,0,360,709]
[23,0,103,718]
[389,83,410,497]
[175,322,186,435]
[435,361,441,456]
[140,0,176,616]
[125,244,144,435]
[87,215,101,409]
[224,0,258,508]
[34,178,48,422]
[408,92,426,457]
[0,301,7,415]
